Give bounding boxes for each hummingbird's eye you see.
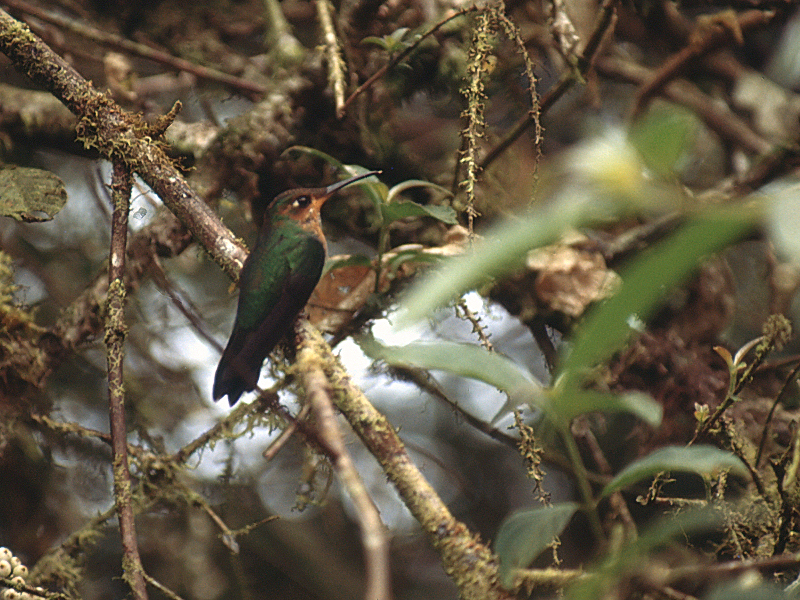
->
[293,195,312,208]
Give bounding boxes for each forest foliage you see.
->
[2,0,800,599]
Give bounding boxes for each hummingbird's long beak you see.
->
[322,170,381,198]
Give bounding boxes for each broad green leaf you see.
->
[600,445,749,498]
[495,502,579,589]
[395,194,608,327]
[360,335,544,403]
[550,389,662,427]
[381,200,458,225]
[560,208,757,390]
[629,104,696,178]
[0,165,66,222]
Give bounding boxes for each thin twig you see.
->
[262,402,312,461]
[694,318,790,442]
[755,359,800,467]
[481,0,619,170]
[106,160,149,600]
[668,550,800,580]
[149,254,224,353]
[340,7,476,115]
[171,388,281,465]
[573,419,637,539]
[455,298,494,351]
[141,572,186,600]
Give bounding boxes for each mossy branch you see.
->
[0,8,247,281]
[295,319,515,600]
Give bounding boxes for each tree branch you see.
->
[0,8,248,280]
[295,320,515,600]
[105,160,149,600]
[296,341,392,600]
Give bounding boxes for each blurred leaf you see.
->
[0,165,66,222]
[567,508,722,600]
[629,104,696,178]
[395,195,609,327]
[600,445,749,498]
[360,335,544,403]
[495,502,579,589]
[361,36,391,50]
[550,389,662,427]
[706,580,788,600]
[381,200,458,225]
[383,249,441,280]
[560,208,757,391]
[767,181,800,264]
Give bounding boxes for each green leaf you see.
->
[560,208,757,391]
[386,179,452,203]
[283,145,346,170]
[600,445,749,498]
[281,145,387,210]
[384,248,440,272]
[566,508,722,600]
[550,389,662,427]
[361,28,410,52]
[629,103,696,178]
[322,254,373,276]
[381,200,458,225]
[495,502,580,589]
[361,36,392,50]
[0,165,66,222]
[359,335,544,403]
[395,195,608,327]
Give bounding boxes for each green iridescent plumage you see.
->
[213,172,378,404]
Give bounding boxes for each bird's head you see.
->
[268,171,381,230]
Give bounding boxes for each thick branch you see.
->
[296,344,392,600]
[296,320,515,600]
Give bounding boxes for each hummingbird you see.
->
[213,171,380,405]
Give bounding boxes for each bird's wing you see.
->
[213,232,326,404]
